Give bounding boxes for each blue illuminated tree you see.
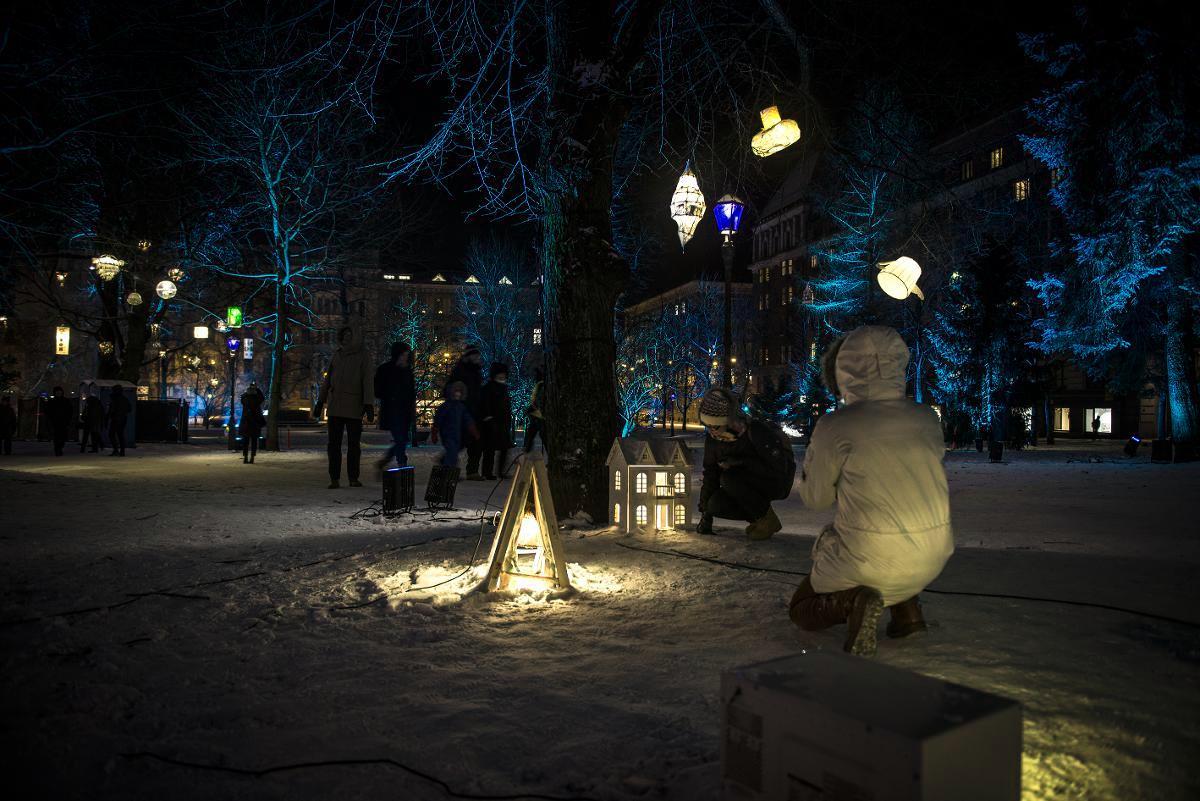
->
[1020,7,1200,447]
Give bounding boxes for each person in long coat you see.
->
[479,363,512,480]
[316,326,375,488]
[789,326,953,657]
[239,383,266,464]
[107,385,131,456]
[79,384,105,453]
[444,347,484,478]
[45,386,73,456]
[374,341,417,468]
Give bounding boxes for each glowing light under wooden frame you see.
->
[484,454,571,593]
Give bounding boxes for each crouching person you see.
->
[697,388,796,541]
[789,326,954,656]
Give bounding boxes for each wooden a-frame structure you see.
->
[484,453,572,593]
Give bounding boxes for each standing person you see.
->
[479,363,512,480]
[0,396,16,455]
[789,326,954,657]
[315,326,375,489]
[445,347,484,479]
[523,367,545,454]
[374,341,417,469]
[107,385,131,456]
[695,387,796,540]
[239,382,266,464]
[79,384,105,453]
[1092,415,1101,439]
[431,381,478,469]
[45,387,73,456]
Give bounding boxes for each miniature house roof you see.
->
[646,439,692,467]
[606,437,692,467]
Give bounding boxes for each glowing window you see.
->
[961,160,974,181]
[432,273,447,282]
[614,504,621,523]
[1054,407,1071,432]
[674,505,687,525]
[1014,178,1030,202]
[990,147,1004,169]
[635,473,648,494]
[614,470,621,490]
[809,254,818,270]
[635,505,648,525]
[533,327,542,345]
[674,473,686,493]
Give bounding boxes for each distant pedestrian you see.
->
[79,384,104,453]
[445,347,484,479]
[107,385,131,456]
[1092,415,1101,439]
[431,381,478,469]
[523,367,545,454]
[315,326,374,489]
[45,386,72,456]
[239,383,266,464]
[480,363,512,480]
[374,341,417,469]
[0,396,16,455]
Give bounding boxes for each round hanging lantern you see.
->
[750,106,801,157]
[156,280,177,300]
[92,255,124,281]
[877,257,926,300]
[137,240,152,252]
[126,291,143,306]
[167,266,185,282]
[669,165,706,251]
[98,341,115,356]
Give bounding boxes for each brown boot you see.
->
[745,506,782,541]
[886,596,928,639]
[788,580,884,657]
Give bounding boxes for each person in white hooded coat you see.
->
[790,325,953,656]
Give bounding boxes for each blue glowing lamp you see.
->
[226,335,241,353]
[713,194,745,238]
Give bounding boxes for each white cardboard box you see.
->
[721,651,1021,801]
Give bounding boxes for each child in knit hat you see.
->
[431,381,479,468]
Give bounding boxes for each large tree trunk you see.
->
[265,279,287,450]
[1164,287,1198,450]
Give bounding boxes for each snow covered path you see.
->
[1,438,1198,800]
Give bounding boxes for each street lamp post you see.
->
[226,335,241,450]
[713,194,745,389]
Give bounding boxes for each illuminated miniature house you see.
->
[484,454,571,593]
[606,437,693,534]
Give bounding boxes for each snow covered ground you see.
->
[1,435,1198,800]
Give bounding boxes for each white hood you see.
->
[835,325,909,405]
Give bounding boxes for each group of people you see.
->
[0,384,132,457]
[315,328,546,489]
[696,325,954,658]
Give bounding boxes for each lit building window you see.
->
[1014,178,1030,201]
[674,472,686,493]
[764,266,771,281]
[990,147,1004,169]
[431,273,447,282]
[810,342,818,362]
[961,160,974,180]
[614,470,621,490]
[635,472,648,494]
[465,275,480,284]
[674,505,687,525]
[785,286,794,304]
[810,254,818,270]
[533,327,542,344]
[614,504,621,523]
[635,505,648,525]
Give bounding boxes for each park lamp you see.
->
[226,335,241,354]
[751,106,801,157]
[877,256,925,301]
[669,164,706,251]
[713,194,745,241]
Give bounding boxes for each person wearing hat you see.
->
[479,362,513,480]
[445,347,485,479]
[697,387,796,541]
[788,325,953,657]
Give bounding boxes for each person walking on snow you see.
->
[0,396,16,455]
[445,347,484,479]
[239,382,266,464]
[45,386,72,456]
[107,385,131,456]
[696,387,796,541]
[431,381,478,469]
[79,384,104,452]
[375,341,417,469]
[789,325,954,657]
[315,326,375,488]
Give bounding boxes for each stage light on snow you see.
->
[877,256,925,301]
[669,165,706,251]
[751,105,801,157]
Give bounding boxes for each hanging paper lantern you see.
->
[877,257,926,301]
[136,240,152,252]
[750,106,801,157]
[669,165,706,251]
[98,341,115,356]
[156,280,177,300]
[193,325,209,340]
[92,255,124,281]
[55,326,70,355]
[126,291,143,306]
[167,266,185,282]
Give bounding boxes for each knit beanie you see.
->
[699,387,739,427]
[462,346,481,360]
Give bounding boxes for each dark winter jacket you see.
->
[238,387,266,434]
[45,396,73,433]
[431,398,478,447]
[107,391,131,423]
[480,380,512,449]
[0,404,16,438]
[444,360,483,418]
[374,361,417,432]
[700,419,796,508]
[81,396,104,430]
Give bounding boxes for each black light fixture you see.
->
[425,465,460,510]
[383,466,415,514]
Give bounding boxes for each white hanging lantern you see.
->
[156,280,177,300]
[751,106,801,157]
[877,257,926,301]
[126,291,143,306]
[92,255,124,281]
[669,165,706,251]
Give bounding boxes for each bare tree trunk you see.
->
[265,279,287,450]
[1164,285,1198,450]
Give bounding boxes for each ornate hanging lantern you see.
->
[156,280,177,300]
[137,239,152,252]
[877,257,926,300]
[126,291,143,307]
[98,341,115,356]
[669,165,706,251]
[750,106,801,157]
[167,266,185,282]
[92,255,124,281]
[55,326,70,355]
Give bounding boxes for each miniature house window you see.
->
[655,471,668,488]
[635,505,648,525]
[674,505,687,525]
[614,470,621,490]
[655,504,671,530]
[635,473,648,493]
[674,473,686,493]
[614,504,621,523]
